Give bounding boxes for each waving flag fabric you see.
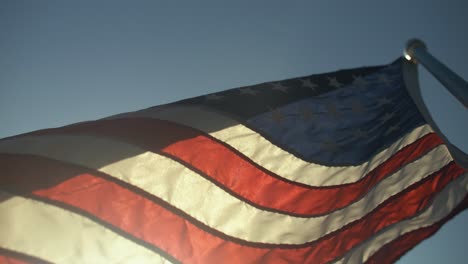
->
[0,58,466,264]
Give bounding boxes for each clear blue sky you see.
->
[1,1,467,263]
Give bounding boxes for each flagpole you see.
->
[404,38,468,108]
[402,39,468,168]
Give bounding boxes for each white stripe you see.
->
[334,173,468,264]
[0,135,452,245]
[0,191,173,264]
[107,104,434,186]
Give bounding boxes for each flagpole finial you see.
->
[404,39,427,64]
[404,38,468,108]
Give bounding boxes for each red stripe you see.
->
[163,129,440,217]
[0,255,28,264]
[1,154,464,264]
[18,118,443,216]
[0,248,51,264]
[366,195,468,264]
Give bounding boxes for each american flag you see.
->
[0,58,466,263]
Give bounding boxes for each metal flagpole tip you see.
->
[404,38,427,64]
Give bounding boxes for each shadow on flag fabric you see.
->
[0,58,466,264]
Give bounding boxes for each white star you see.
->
[205,94,224,101]
[270,108,285,123]
[239,87,259,96]
[299,106,314,121]
[321,139,341,152]
[352,75,368,88]
[377,97,392,107]
[351,100,366,113]
[271,82,289,93]
[326,103,341,118]
[379,112,394,123]
[328,77,343,88]
[385,124,400,135]
[377,74,392,87]
[352,128,369,139]
[301,79,318,91]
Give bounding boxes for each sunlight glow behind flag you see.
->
[0,58,466,263]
